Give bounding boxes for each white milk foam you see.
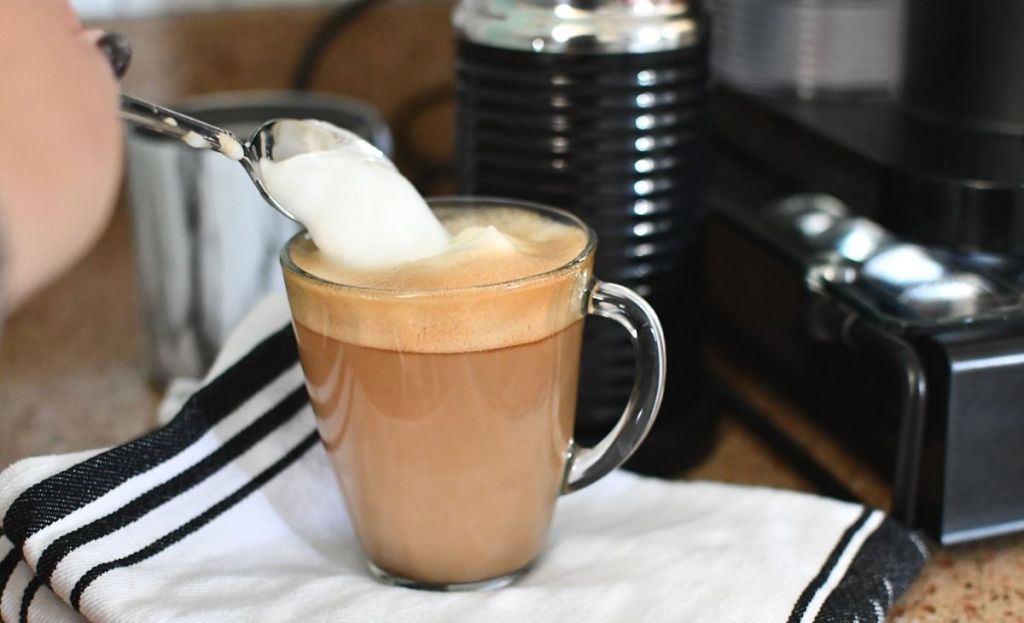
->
[289,207,588,291]
[260,120,526,271]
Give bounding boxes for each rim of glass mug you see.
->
[279,195,598,295]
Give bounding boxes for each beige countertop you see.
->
[1,4,1023,620]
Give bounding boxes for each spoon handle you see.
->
[120,95,246,160]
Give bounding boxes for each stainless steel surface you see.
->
[709,0,906,98]
[121,94,295,221]
[453,0,705,53]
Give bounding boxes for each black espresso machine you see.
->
[704,0,1024,544]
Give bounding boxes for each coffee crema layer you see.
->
[284,207,592,354]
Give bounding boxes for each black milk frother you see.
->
[453,0,715,474]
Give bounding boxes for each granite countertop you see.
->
[1,4,1023,620]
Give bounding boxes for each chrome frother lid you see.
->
[453,0,705,54]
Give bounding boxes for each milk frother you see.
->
[453,0,714,473]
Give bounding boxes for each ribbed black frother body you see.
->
[454,1,714,474]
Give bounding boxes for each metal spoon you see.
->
[120,95,297,220]
[120,95,392,223]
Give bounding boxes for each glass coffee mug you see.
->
[280,197,666,590]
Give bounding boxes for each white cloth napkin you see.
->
[0,295,927,623]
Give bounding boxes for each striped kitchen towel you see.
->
[0,295,927,623]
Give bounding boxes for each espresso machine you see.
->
[705,0,1024,543]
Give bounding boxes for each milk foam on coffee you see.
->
[293,207,587,290]
[285,206,590,354]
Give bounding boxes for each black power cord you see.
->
[390,82,456,193]
[289,2,456,192]
[291,0,382,91]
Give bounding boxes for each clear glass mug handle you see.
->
[562,281,667,493]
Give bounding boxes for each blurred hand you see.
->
[0,0,123,309]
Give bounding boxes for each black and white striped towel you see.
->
[0,295,928,622]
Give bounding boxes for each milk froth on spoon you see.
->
[260,119,551,278]
[258,120,453,270]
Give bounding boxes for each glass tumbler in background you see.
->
[125,92,392,383]
[280,197,666,590]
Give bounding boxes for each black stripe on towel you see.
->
[1,325,297,547]
[0,547,20,607]
[787,508,874,623]
[69,430,319,611]
[18,577,39,623]
[812,519,928,622]
[17,387,309,617]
